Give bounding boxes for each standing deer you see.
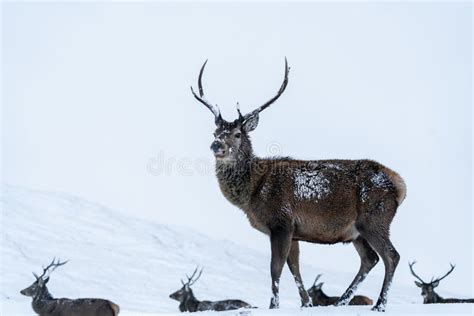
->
[307,274,373,306]
[169,267,253,312]
[409,261,474,304]
[191,58,406,312]
[20,258,120,316]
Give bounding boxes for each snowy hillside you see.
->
[1,185,472,315]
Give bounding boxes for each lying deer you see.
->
[307,274,373,306]
[409,261,474,304]
[20,258,120,316]
[169,267,253,312]
[191,59,406,311]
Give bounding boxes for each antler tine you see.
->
[197,59,208,98]
[191,60,221,123]
[236,102,243,120]
[54,258,68,267]
[189,268,203,286]
[435,263,456,283]
[408,261,426,284]
[186,266,199,283]
[39,257,56,278]
[243,57,290,121]
[313,274,322,286]
[40,258,68,279]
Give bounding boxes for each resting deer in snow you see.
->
[191,58,406,312]
[409,261,474,304]
[20,258,120,316]
[169,267,253,312]
[307,274,373,306]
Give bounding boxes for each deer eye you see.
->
[234,132,241,138]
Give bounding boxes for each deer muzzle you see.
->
[210,140,226,158]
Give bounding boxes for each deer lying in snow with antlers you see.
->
[20,258,120,316]
[307,274,373,306]
[191,58,406,312]
[409,261,474,304]
[169,268,253,312]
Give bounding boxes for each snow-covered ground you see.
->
[1,185,472,316]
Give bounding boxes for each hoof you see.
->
[301,301,312,308]
[269,297,279,309]
[371,304,386,312]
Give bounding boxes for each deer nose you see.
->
[210,141,223,152]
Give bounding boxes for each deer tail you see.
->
[383,167,406,205]
[109,302,120,315]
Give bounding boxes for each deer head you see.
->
[191,59,289,162]
[409,261,455,301]
[169,267,203,302]
[20,258,68,297]
[307,274,324,297]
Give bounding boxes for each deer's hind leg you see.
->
[358,200,400,312]
[287,240,311,307]
[335,236,379,306]
[363,231,399,312]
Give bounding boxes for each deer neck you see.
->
[215,142,256,208]
[32,288,54,314]
[181,292,200,312]
[426,292,442,304]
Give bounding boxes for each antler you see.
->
[408,261,426,284]
[434,263,455,283]
[190,60,222,124]
[191,59,289,125]
[34,258,68,280]
[313,274,322,286]
[241,58,290,123]
[183,266,203,286]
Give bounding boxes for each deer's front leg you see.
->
[287,240,312,307]
[269,227,293,309]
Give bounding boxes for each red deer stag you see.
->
[191,58,406,312]
[169,267,253,312]
[307,274,373,306]
[409,261,474,304]
[20,258,120,316]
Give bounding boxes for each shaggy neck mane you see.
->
[32,288,54,314]
[180,291,200,312]
[215,136,257,208]
[34,287,53,302]
[426,292,442,303]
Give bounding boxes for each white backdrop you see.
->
[3,2,472,294]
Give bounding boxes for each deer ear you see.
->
[184,284,190,291]
[44,277,50,284]
[242,114,259,132]
[432,280,439,288]
[315,282,323,290]
[414,281,423,287]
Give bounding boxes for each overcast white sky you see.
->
[2,2,472,294]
